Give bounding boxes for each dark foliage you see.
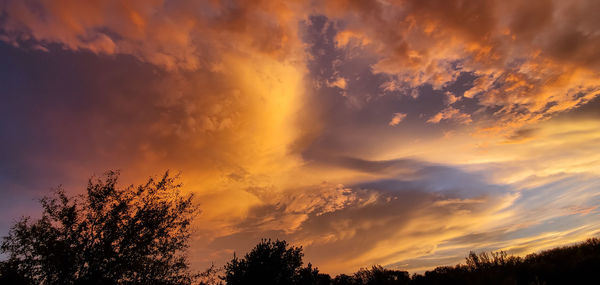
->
[411,238,600,285]
[0,258,31,284]
[0,171,197,285]
[197,264,224,285]
[352,266,410,285]
[331,266,410,285]
[220,239,409,285]
[223,239,328,285]
[297,263,332,285]
[220,237,600,285]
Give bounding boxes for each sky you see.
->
[1,0,600,275]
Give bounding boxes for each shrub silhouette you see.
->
[297,263,332,285]
[353,265,410,285]
[0,171,197,285]
[224,239,328,285]
[411,238,600,285]
[331,265,409,285]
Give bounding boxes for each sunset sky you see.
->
[1,0,600,274]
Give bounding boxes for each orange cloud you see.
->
[0,0,303,70]
[316,0,600,134]
[427,107,472,124]
[389,113,407,126]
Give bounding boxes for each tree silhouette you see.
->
[198,264,224,285]
[0,171,197,285]
[330,265,409,285]
[224,239,325,285]
[297,263,332,285]
[353,265,410,285]
[411,238,600,285]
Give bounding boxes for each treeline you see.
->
[1,171,599,284]
[200,238,600,285]
[410,239,600,285]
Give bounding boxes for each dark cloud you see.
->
[505,128,539,143]
[506,0,553,40]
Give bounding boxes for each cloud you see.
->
[201,155,520,274]
[0,0,303,70]
[328,76,348,90]
[427,107,472,124]
[4,0,598,133]
[317,0,600,134]
[504,128,539,143]
[444,91,459,105]
[0,32,310,244]
[388,113,407,126]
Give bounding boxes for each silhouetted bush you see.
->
[0,171,197,284]
[297,263,332,285]
[331,265,409,285]
[224,239,327,285]
[411,238,600,285]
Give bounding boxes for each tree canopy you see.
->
[0,171,197,285]
[223,239,330,285]
[219,238,600,285]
